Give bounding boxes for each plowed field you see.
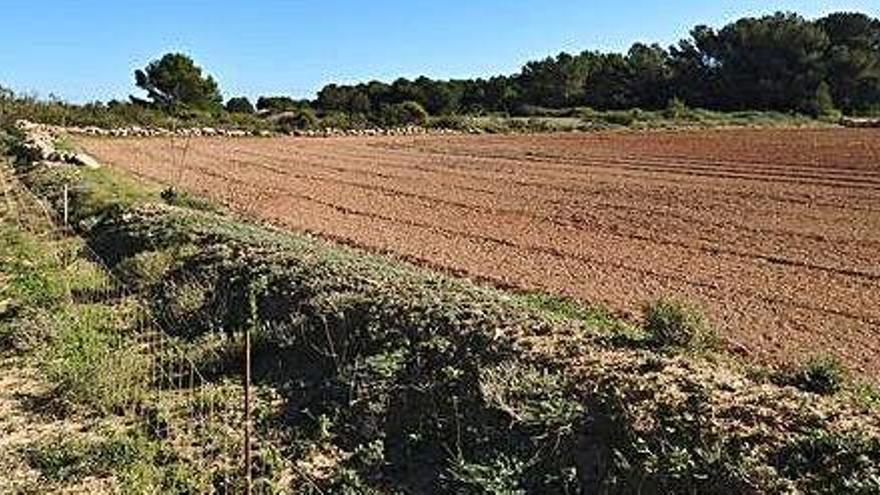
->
[77,129,880,376]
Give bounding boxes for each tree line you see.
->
[266,11,877,119]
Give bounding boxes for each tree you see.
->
[626,43,673,109]
[817,12,880,112]
[226,96,255,114]
[583,53,633,109]
[518,52,592,108]
[134,53,223,110]
[687,13,830,111]
[256,96,306,113]
[268,11,880,119]
[669,27,720,108]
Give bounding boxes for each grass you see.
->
[0,167,250,492]
[43,303,149,413]
[160,186,221,213]
[0,224,67,309]
[515,291,623,327]
[24,431,209,493]
[0,215,148,412]
[53,136,77,154]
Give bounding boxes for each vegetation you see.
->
[643,298,717,350]
[781,354,849,396]
[271,107,320,131]
[307,12,880,120]
[225,96,256,114]
[0,141,266,491]
[6,129,878,493]
[0,203,209,491]
[134,53,223,110]
[2,11,879,134]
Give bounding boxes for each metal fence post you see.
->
[62,183,69,228]
[244,285,255,495]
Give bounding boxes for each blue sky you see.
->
[1,1,878,103]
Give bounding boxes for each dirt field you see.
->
[77,129,880,376]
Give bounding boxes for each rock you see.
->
[72,152,101,169]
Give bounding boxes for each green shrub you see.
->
[643,298,715,350]
[320,111,370,130]
[273,108,319,132]
[428,114,471,130]
[788,355,847,395]
[807,81,839,119]
[663,97,691,120]
[225,96,255,114]
[777,430,880,494]
[380,101,428,127]
[598,110,636,126]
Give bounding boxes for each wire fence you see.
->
[1,166,274,493]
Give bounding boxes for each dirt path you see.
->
[77,128,880,378]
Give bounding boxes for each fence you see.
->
[0,165,277,493]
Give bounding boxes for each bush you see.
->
[273,108,318,132]
[428,115,471,130]
[777,430,880,493]
[597,110,636,126]
[320,111,370,130]
[663,97,690,120]
[225,96,255,114]
[380,100,428,127]
[787,355,847,395]
[806,81,840,119]
[643,298,715,349]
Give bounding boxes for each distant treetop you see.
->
[226,96,256,114]
[134,53,223,110]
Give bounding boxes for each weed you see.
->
[445,454,527,494]
[777,429,880,494]
[25,431,209,493]
[784,354,847,396]
[160,186,219,213]
[53,136,77,153]
[0,225,67,309]
[24,438,95,482]
[854,383,880,409]
[518,292,607,325]
[44,304,149,412]
[643,298,716,350]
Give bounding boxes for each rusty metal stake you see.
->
[244,289,254,495]
[62,183,69,228]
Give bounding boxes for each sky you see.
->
[1,1,878,103]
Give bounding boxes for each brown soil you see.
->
[77,128,880,377]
